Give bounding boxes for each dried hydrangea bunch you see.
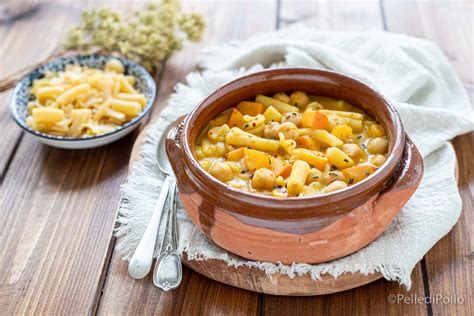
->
[64,0,205,70]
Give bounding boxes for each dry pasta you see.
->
[26,58,147,137]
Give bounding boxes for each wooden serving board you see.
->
[128,120,458,296]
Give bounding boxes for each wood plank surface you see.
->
[0,0,472,315]
[0,1,84,176]
[0,1,139,314]
[382,1,473,315]
[97,1,277,315]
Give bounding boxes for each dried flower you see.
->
[64,0,205,71]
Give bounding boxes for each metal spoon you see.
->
[153,177,182,290]
[128,124,174,279]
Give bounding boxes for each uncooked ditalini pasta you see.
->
[26,58,147,137]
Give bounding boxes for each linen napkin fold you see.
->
[116,26,474,288]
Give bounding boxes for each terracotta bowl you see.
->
[166,68,423,264]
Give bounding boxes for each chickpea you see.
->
[225,143,235,153]
[209,161,234,182]
[198,159,212,171]
[290,91,310,110]
[227,161,243,174]
[324,170,346,184]
[342,143,362,159]
[237,171,250,181]
[207,124,230,142]
[202,140,226,157]
[303,182,324,196]
[272,188,288,198]
[278,122,299,141]
[243,114,265,131]
[263,122,281,139]
[194,147,205,160]
[273,92,291,104]
[322,181,348,193]
[370,154,387,166]
[213,142,226,157]
[207,127,221,141]
[228,178,248,190]
[251,168,275,190]
[275,176,285,186]
[306,168,323,184]
[367,137,388,154]
[281,112,302,127]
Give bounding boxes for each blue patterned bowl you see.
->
[9,54,156,149]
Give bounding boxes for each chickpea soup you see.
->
[193,91,389,197]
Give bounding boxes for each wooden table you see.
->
[1,1,472,315]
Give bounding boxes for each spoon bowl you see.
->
[157,126,173,175]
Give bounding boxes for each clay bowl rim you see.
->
[180,68,405,210]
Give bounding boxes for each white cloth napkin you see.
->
[116,26,474,288]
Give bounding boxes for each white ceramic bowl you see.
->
[9,54,156,149]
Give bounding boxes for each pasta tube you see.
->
[326,115,363,132]
[50,122,69,134]
[287,160,310,197]
[290,148,328,170]
[120,76,137,94]
[36,86,64,99]
[319,109,364,120]
[116,93,147,107]
[326,147,355,169]
[56,83,90,106]
[312,96,358,112]
[299,128,343,147]
[263,106,283,123]
[69,109,92,137]
[106,109,126,123]
[32,107,64,124]
[226,127,280,152]
[109,99,142,117]
[255,95,299,113]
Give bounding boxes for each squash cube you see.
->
[296,135,318,150]
[225,147,245,161]
[263,106,283,123]
[228,108,245,128]
[326,147,355,169]
[301,110,329,129]
[291,149,328,170]
[237,101,264,116]
[271,157,292,178]
[243,148,273,172]
[342,165,377,184]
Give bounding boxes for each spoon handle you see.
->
[128,176,171,279]
[153,178,183,290]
